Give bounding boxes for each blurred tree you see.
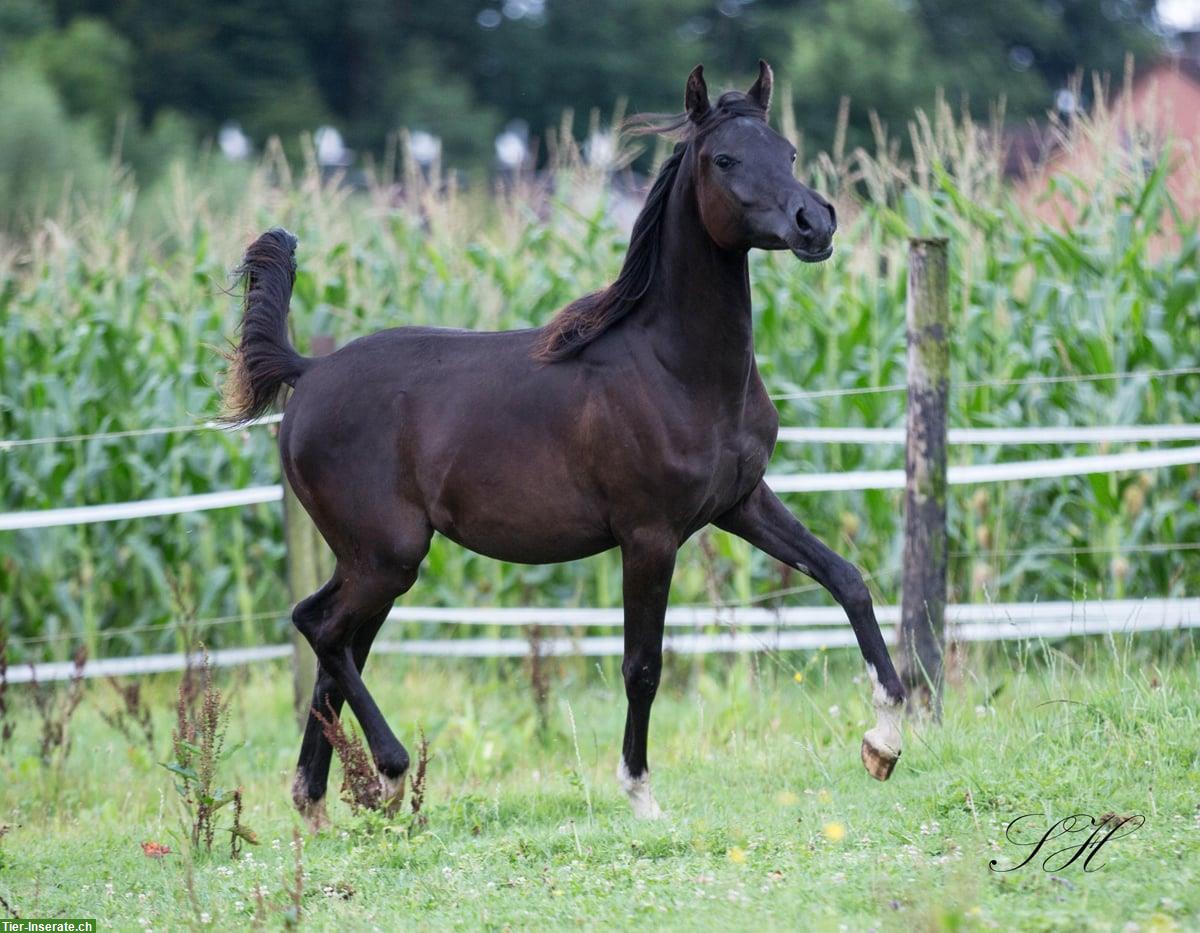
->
[0,0,53,55]
[688,0,819,79]
[0,63,106,229]
[21,0,1164,169]
[116,109,199,182]
[0,6,196,213]
[26,17,133,136]
[55,0,329,143]
[917,0,1159,104]
[372,41,502,166]
[789,0,948,153]
[463,0,713,128]
[788,0,1161,154]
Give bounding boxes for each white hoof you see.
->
[863,664,903,781]
[618,759,664,819]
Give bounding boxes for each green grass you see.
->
[2,636,1198,930]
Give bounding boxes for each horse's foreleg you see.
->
[715,480,905,780]
[617,530,677,819]
[292,606,390,831]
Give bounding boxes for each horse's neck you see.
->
[637,161,756,393]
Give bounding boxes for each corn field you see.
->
[2,99,1198,663]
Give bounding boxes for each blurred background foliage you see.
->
[0,0,1171,230]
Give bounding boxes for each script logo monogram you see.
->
[989,813,1145,873]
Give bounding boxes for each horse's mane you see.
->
[533,91,767,362]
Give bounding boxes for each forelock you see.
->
[700,92,767,127]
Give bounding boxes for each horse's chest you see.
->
[626,411,774,522]
[587,363,778,530]
[697,424,772,502]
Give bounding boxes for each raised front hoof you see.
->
[860,736,899,782]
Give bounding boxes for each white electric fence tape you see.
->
[8,599,1198,682]
[5,446,1200,529]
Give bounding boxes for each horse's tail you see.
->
[220,228,311,424]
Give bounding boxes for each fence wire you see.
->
[3,366,1197,447]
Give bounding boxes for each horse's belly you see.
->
[423,456,615,564]
[438,523,615,565]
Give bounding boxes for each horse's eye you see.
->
[790,152,797,163]
[712,154,736,170]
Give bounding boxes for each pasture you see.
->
[2,98,1199,931]
[2,640,1198,930]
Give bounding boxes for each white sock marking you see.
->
[865,664,903,758]
[618,758,664,819]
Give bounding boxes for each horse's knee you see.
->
[294,599,357,658]
[622,651,662,702]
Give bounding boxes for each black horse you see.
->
[223,62,905,829]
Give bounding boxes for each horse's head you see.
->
[685,61,836,262]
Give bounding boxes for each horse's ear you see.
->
[685,64,710,122]
[747,59,773,113]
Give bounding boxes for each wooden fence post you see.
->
[284,334,335,730]
[900,238,950,718]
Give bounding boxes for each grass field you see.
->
[2,91,1199,932]
[2,634,1198,930]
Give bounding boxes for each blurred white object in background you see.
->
[1054,88,1077,117]
[495,128,527,169]
[314,126,351,167]
[218,122,251,160]
[585,130,616,170]
[1159,0,1200,31]
[408,130,442,167]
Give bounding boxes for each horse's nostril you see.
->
[795,207,813,235]
[826,202,838,231]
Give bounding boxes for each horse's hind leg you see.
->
[291,603,390,831]
[290,514,431,825]
[292,572,414,807]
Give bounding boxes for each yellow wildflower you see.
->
[822,822,846,843]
